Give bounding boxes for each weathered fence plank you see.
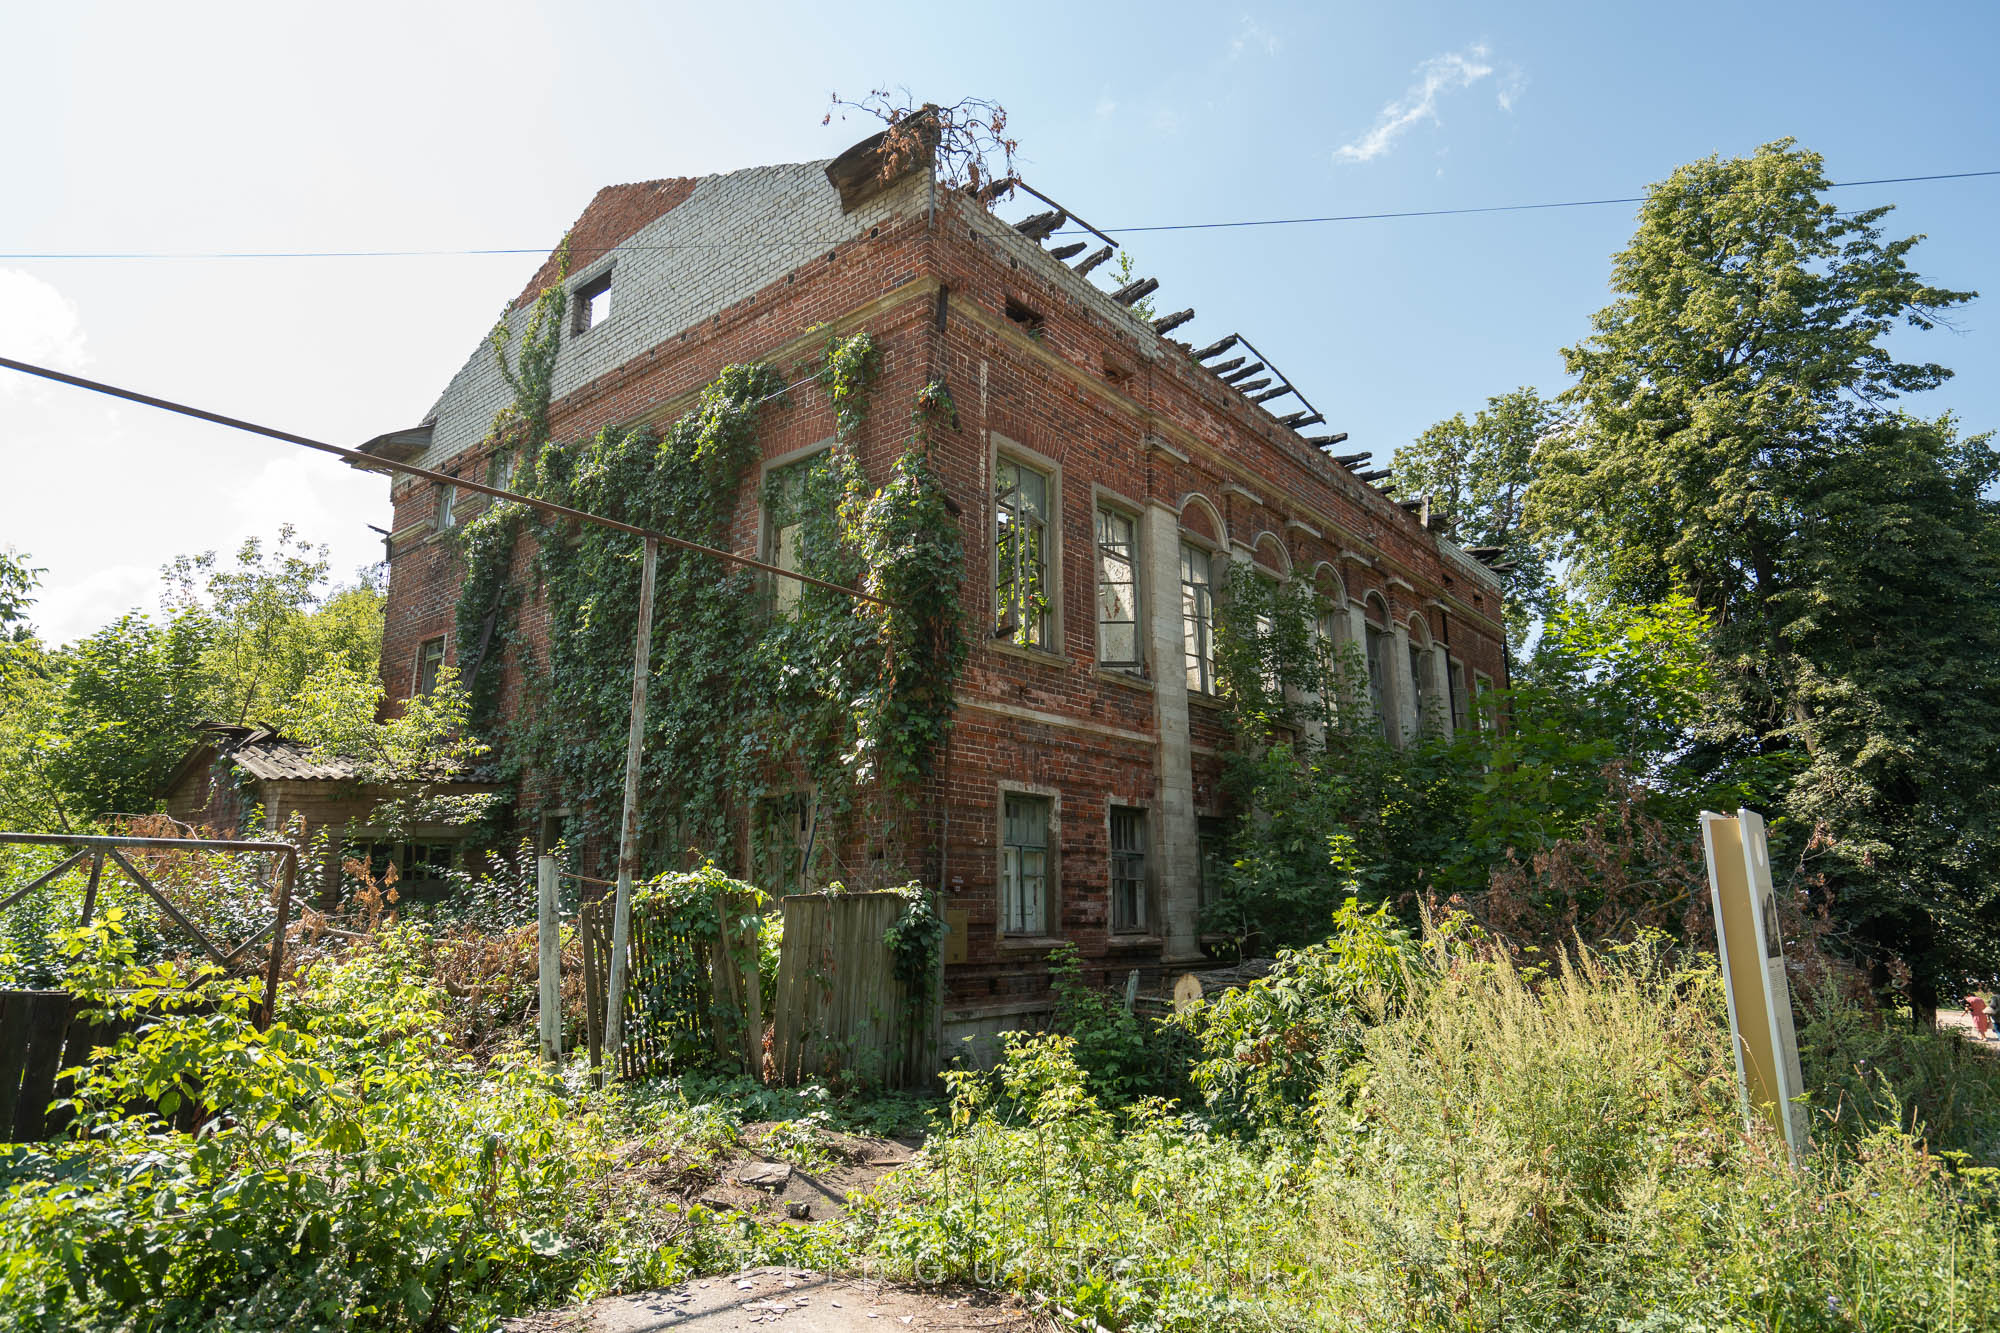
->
[769,892,928,1089]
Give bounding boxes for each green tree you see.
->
[1775,414,2000,1006]
[162,525,383,728]
[42,611,212,820]
[1394,387,1561,648]
[1531,138,1994,1010]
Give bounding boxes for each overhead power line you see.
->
[0,170,1993,262]
[0,354,884,606]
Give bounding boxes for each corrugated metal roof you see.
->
[228,733,366,781]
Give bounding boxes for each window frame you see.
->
[991,437,1063,654]
[1474,670,1497,731]
[759,442,833,617]
[1448,654,1469,734]
[1108,804,1149,934]
[414,635,446,697]
[1092,497,1143,670]
[1180,539,1219,696]
[996,782,1060,938]
[434,482,458,533]
[1362,593,1392,740]
[571,268,613,335]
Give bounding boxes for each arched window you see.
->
[1407,615,1437,733]
[1363,593,1392,740]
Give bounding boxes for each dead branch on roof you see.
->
[824,90,1018,200]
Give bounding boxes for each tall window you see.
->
[1197,815,1231,910]
[764,452,825,617]
[1448,655,1469,733]
[1363,598,1391,741]
[486,450,514,491]
[434,483,458,532]
[1095,506,1140,668]
[995,458,1051,648]
[415,636,446,696]
[1001,793,1051,935]
[1109,806,1147,933]
[1409,638,1435,732]
[1181,543,1216,695]
[1474,671,1497,731]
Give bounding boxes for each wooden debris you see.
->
[1206,356,1246,375]
[1279,411,1325,429]
[1399,499,1423,511]
[1251,386,1292,404]
[1356,468,1390,482]
[1330,451,1371,467]
[1014,210,1067,242]
[1222,362,1265,383]
[1074,245,1113,276]
[1234,377,1271,394]
[1304,432,1351,449]
[1193,335,1240,360]
[1047,240,1086,261]
[1110,276,1159,306]
[1152,308,1195,335]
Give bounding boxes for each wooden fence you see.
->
[769,891,931,1089]
[0,990,203,1141]
[575,892,759,1081]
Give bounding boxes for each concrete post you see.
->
[1390,619,1417,744]
[1145,502,1201,961]
[537,854,561,1063]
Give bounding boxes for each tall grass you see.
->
[858,930,2000,1331]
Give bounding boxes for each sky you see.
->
[3,0,1996,645]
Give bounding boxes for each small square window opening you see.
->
[572,271,613,334]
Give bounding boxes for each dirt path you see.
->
[1937,1007,2000,1045]
[505,1267,1051,1332]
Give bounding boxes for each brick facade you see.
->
[369,140,1509,1041]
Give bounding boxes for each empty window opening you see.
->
[1004,297,1045,339]
[995,457,1052,648]
[764,450,829,617]
[1110,806,1148,933]
[1448,655,1469,733]
[1001,793,1051,935]
[1181,543,1217,695]
[1197,815,1232,910]
[1095,506,1140,668]
[572,271,613,334]
[1363,595,1391,741]
[344,838,456,895]
[415,635,446,696]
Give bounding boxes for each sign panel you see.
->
[1701,809,1808,1162]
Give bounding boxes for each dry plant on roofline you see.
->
[824,89,1019,201]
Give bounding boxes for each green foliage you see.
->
[456,327,966,890]
[1395,386,1562,648]
[881,881,944,1030]
[1174,898,1414,1136]
[37,610,210,823]
[161,525,384,731]
[1531,137,1997,1002]
[0,919,682,1331]
[1042,943,1189,1106]
[860,929,2000,1331]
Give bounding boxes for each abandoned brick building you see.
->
[358,125,1509,1046]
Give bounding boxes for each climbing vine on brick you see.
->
[452,324,966,891]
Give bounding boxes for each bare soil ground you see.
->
[509,1126,1048,1331]
[504,1267,1051,1331]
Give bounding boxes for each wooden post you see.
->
[77,852,104,926]
[258,850,295,1030]
[601,536,658,1085]
[537,854,561,1064]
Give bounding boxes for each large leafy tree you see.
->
[161,524,383,729]
[1394,387,1562,649]
[1531,138,1995,1009]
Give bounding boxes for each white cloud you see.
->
[0,269,88,394]
[1229,15,1281,59]
[1334,44,1512,164]
[1095,92,1118,119]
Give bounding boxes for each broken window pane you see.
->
[415,636,445,696]
[1095,506,1139,668]
[764,451,827,616]
[995,457,1051,647]
[1181,543,1214,695]
[1001,793,1050,935]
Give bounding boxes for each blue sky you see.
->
[3,0,1996,643]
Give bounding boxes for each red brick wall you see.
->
[375,185,1510,1016]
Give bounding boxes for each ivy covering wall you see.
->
[450,313,966,889]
